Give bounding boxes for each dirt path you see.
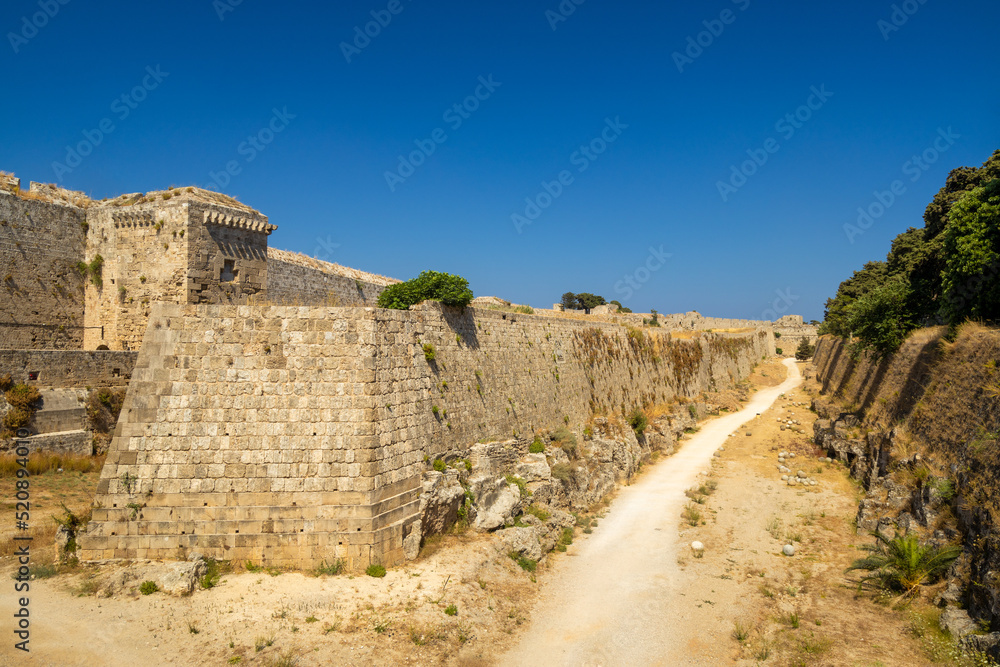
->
[499,360,803,666]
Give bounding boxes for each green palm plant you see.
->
[846,531,961,597]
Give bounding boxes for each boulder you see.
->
[500,527,542,561]
[471,475,520,531]
[515,454,551,482]
[157,559,208,597]
[420,470,466,536]
[940,608,978,639]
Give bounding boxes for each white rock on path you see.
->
[783,544,796,556]
[691,541,704,552]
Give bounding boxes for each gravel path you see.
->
[498,359,803,666]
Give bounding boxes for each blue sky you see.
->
[2,0,998,322]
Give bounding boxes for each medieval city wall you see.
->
[266,248,393,306]
[0,350,137,388]
[0,189,87,349]
[80,302,773,569]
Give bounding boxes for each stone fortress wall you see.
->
[79,301,773,568]
[0,173,397,353]
[0,179,88,349]
[772,314,819,356]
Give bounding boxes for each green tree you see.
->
[377,271,473,310]
[561,292,578,310]
[846,278,914,358]
[819,261,890,337]
[795,338,815,361]
[940,180,1000,325]
[574,293,607,309]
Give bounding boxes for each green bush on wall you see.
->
[377,271,473,310]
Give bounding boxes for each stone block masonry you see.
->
[0,187,87,349]
[0,350,137,388]
[80,302,773,570]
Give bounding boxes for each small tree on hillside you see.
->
[795,339,816,360]
[561,292,578,310]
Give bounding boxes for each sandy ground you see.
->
[498,360,803,666]
[0,359,938,666]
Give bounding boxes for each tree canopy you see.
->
[377,271,474,310]
[820,150,1000,355]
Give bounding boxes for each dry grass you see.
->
[0,453,104,477]
[0,465,101,557]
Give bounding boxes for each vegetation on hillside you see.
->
[560,292,632,313]
[377,271,473,310]
[820,150,1000,356]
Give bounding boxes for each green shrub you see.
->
[432,458,446,472]
[377,271,474,310]
[444,604,457,616]
[422,343,436,361]
[200,559,222,589]
[366,564,387,578]
[315,559,345,576]
[846,532,961,595]
[795,339,816,360]
[528,437,545,454]
[628,408,648,436]
[775,347,783,355]
[688,403,698,419]
[139,580,159,595]
[525,505,551,521]
[508,552,537,572]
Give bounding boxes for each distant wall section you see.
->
[266,248,394,306]
[0,187,87,349]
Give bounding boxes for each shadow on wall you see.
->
[441,305,481,350]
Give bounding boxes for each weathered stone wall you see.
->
[186,202,273,306]
[266,248,393,306]
[80,302,772,569]
[85,202,191,350]
[0,350,136,388]
[0,188,87,349]
[774,315,818,356]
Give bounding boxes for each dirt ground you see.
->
[0,360,947,666]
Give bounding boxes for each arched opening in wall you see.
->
[96,345,110,350]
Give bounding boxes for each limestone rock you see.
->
[500,527,542,561]
[157,559,207,597]
[471,475,520,531]
[782,544,795,556]
[403,520,421,561]
[940,608,978,639]
[515,454,551,482]
[420,470,466,537]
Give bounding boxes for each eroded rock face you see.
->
[420,470,466,537]
[500,527,542,561]
[471,475,521,531]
